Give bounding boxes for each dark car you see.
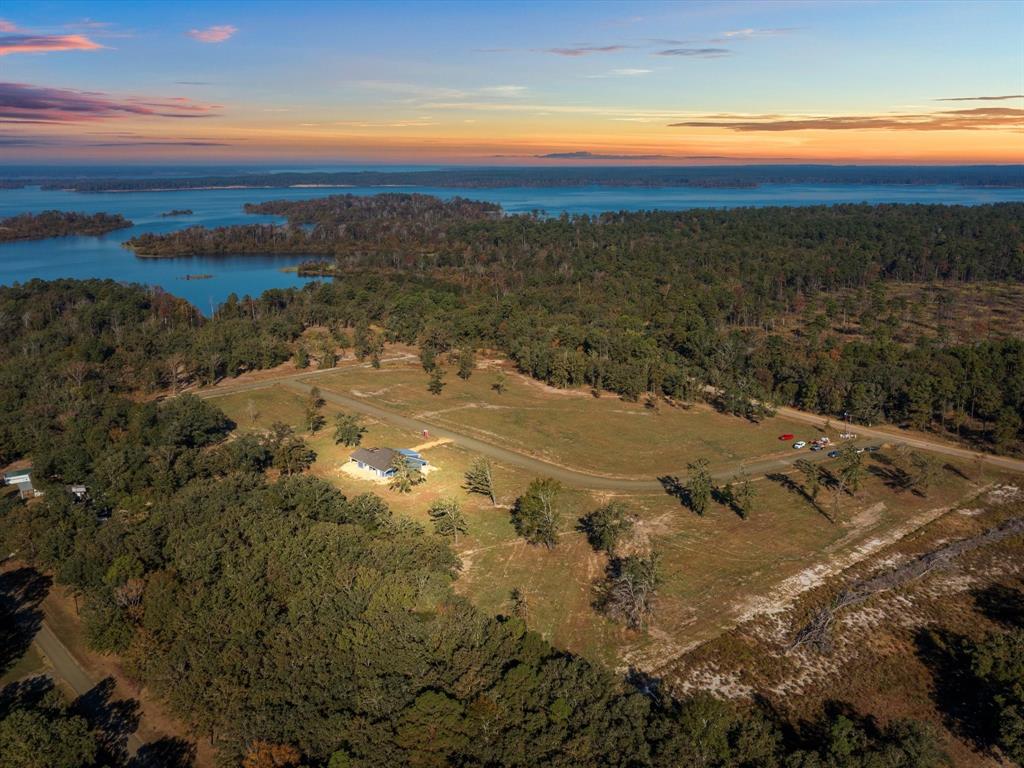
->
[827,450,840,458]
[865,445,880,452]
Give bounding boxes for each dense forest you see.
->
[0,210,132,242]
[0,279,994,767]
[124,196,1024,454]
[2,164,1021,192]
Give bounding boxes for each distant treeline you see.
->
[121,196,1024,453]
[0,210,132,242]
[3,164,1022,191]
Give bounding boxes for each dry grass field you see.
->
[211,367,1013,674]
[309,357,816,479]
[666,486,1024,767]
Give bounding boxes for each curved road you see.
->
[197,366,1024,490]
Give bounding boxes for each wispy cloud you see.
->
[0,33,104,56]
[64,18,133,38]
[535,151,672,160]
[0,82,223,123]
[655,48,730,58]
[87,140,231,147]
[543,44,628,57]
[668,107,1024,131]
[0,19,17,33]
[935,94,1023,102]
[187,25,237,43]
[712,27,800,42]
[587,68,652,78]
[478,84,528,97]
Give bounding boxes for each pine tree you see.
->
[428,367,446,395]
[794,459,822,500]
[492,372,507,394]
[512,478,562,547]
[428,497,468,543]
[304,387,325,433]
[457,347,475,380]
[686,458,712,516]
[464,457,496,505]
[838,444,865,493]
[734,472,756,519]
[389,453,425,493]
[580,501,633,555]
[333,413,366,447]
[510,587,529,620]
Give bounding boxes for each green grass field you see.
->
[211,376,1004,669]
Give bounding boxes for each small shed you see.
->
[3,468,33,486]
[4,468,42,499]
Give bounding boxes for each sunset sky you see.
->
[2,0,1022,164]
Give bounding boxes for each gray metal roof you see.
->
[350,447,397,472]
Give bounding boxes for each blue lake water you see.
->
[1,183,1022,312]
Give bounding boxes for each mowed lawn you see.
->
[210,383,999,672]
[310,360,816,478]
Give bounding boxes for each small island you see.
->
[161,209,194,217]
[180,273,214,280]
[0,210,133,242]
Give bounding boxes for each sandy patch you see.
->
[412,438,452,451]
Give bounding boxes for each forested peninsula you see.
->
[5,163,1023,192]
[0,210,132,242]
[122,195,1024,455]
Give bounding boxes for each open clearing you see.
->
[309,358,818,479]
[212,374,1014,671]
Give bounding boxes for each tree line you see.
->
[0,210,132,242]
[13,164,1023,192]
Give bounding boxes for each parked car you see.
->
[827,450,840,458]
[865,445,880,452]
[793,441,807,449]
[810,444,823,451]
[779,434,794,441]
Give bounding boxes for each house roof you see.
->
[3,467,32,480]
[351,447,398,472]
[15,480,34,492]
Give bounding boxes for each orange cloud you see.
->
[669,107,1024,131]
[187,25,237,43]
[0,32,103,56]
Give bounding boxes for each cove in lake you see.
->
[2,183,1022,313]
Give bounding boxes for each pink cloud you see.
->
[0,82,223,123]
[0,19,17,33]
[187,25,237,43]
[0,33,103,55]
